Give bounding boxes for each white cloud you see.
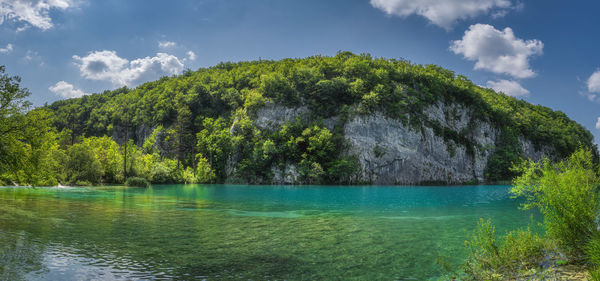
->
[73,50,185,87]
[49,81,87,99]
[587,70,600,93]
[486,79,529,97]
[158,41,176,49]
[0,0,74,30]
[370,0,513,29]
[450,24,543,79]
[186,50,196,61]
[584,93,599,103]
[596,117,600,130]
[0,43,13,53]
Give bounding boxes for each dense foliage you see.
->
[459,148,600,279]
[512,148,600,257]
[0,52,596,185]
[125,177,150,187]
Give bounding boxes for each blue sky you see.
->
[1,0,600,142]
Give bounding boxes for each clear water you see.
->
[0,184,539,280]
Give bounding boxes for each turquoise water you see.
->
[0,184,538,280]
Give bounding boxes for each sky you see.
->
[1,0,600,143]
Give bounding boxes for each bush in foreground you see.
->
[512,148,600,257]
[463,219,549,280]
[459,147,600,279]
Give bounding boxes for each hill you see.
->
[41,52,596,185]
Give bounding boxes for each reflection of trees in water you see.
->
[0,230,47,280]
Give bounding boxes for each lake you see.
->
[0,184,538,280]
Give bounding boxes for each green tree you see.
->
[0,66,31,179]
[82,136,124,183]
[512,148,600,257]
[196,117,232,180]
[17,109,64,186]
[485,127,522,182]
[66,143,103,185]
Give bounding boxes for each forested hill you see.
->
[35,52,596,185]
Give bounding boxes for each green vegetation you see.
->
[459,148,600,279]
[512,148,600,257]
[0,52,596,185]
[586,236,600,280]
[125,177,150,187]
[463,219,549,280]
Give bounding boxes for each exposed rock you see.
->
[271,164,300,185]
[255,103,309,130]
[344,108,548,184]
[256,102,550,185]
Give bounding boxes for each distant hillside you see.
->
[45,52,596,184]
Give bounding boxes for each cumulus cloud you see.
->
[486,79,529,97]
[0,43,13,53]
[0,0,74,30]
[49,81,87,99]
[73,50,185,87]
[370,0,513,29]
[186,50,196,61]
[158,41,176,49]
[587,70,600,93]
[450,24,543,79]
[596,117,600,130]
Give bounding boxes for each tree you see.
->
[66,143,103,184]
[116,92,135,179]
[196,118,232,180]
[0,66,32,179]
[0,66,30,121]
[82,136,124,183]
[17,109,64,186]
[174,105,194,168]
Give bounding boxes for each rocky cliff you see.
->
[256,102,548,185]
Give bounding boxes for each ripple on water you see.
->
[380,215,474,220]
[24,245,171,281]
[225,210,305,218]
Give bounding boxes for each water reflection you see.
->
[0,185,538,280]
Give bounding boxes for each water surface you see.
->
[0,184,538,280]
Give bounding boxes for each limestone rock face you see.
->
[256,102,549,185]
[255,103,309,129]
[344,112,487,184]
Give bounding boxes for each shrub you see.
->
[511,148,600,257]
[587,236,600,280]
[125,177,149,187]
[463,219,548,280]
